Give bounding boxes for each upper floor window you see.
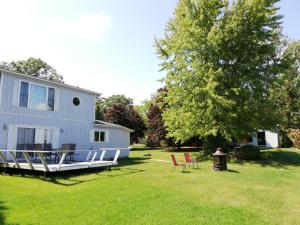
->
[73,97,80,106]
[19,81,55,111]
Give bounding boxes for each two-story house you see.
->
[0,69,132,160]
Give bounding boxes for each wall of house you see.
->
[0,72,131,160]
[0,71,96,122]
[89,127,131,159]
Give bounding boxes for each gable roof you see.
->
[94,120,134,133]
[0,69,101,96]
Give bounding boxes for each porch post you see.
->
[99,150,106,161]
[9,151,20,169]
[37,152,49,172]
[90,151,98,167]
[23,152,34,170]
[58,153,67,171]
[0,152,8,167]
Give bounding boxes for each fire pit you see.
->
[213,148,227,171]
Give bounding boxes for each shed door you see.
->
[257,132,266,146]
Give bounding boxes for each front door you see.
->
[16,128,35,158]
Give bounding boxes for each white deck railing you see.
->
[0,148,130,172]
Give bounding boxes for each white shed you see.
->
[248,130,279,148]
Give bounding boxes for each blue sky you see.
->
[0,0,299,104]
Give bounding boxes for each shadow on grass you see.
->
[227,169,240,173]
[0,201,19,225]
[233,150,300,170]
[48,167,147,186]
[0,201,4,225]
[1,157,149,186]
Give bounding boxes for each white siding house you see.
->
[0,69,132,160]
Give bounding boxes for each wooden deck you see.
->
[0,148,126,172]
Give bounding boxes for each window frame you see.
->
[18,80,56,111]
[92,130,108,143]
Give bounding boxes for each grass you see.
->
[0,148,300,225]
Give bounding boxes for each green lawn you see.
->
[0,148,300,225]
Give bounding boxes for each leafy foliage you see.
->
[0,57,63,82]
[96,95,133,121]
[272,40,300,129]
[134,99,153,123]
[286,129,300,149]
[146,103,167,146]
[145,88,174,147]
[234,145,260,160]
[96,95,146,143]
[156,0,283,144]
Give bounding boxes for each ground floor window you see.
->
[16,127,54,158]
[93,130,108,143]
[16,128,35,158]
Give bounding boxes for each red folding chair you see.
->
[171,154,187,172]
[184,152,200,168]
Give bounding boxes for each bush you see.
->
[234,145,260,160]
[287,129,300,149]
[202,134,229,155]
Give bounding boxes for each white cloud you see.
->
[0,3,113,94]
[47,13,112,40]
[0,1,150,104]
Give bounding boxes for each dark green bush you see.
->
[202,134,229,155]
[235,145,260,160]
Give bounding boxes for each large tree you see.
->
[145,88,172,147]
[156,0,283,147]
[272,40,300,129]
[0,57,63,82]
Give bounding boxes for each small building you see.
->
[247,131,280,148]
[0,69,132,161]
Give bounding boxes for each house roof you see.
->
[94,120,134,133]
[0,69,101,96]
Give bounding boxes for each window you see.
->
[19,81,29,107]
[28,84,47,110]
[48,88,55,111]
[94,131,100,142]
[19,81,55,111]
[73,97,80,106]
[94,131,106,142]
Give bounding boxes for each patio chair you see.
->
[171,154,187,172]
[43,143,54,163]
[33,144,43,162]
[16,144,25,159]
[61,144,76,163]
[184,152,200,168]
[25,144,35,158]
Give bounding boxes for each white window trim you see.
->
[18,80,55,111]
[91,129,109,143]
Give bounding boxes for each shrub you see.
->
[202,134,229,155]
[235,145,260,160]
[287,129,300,149]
